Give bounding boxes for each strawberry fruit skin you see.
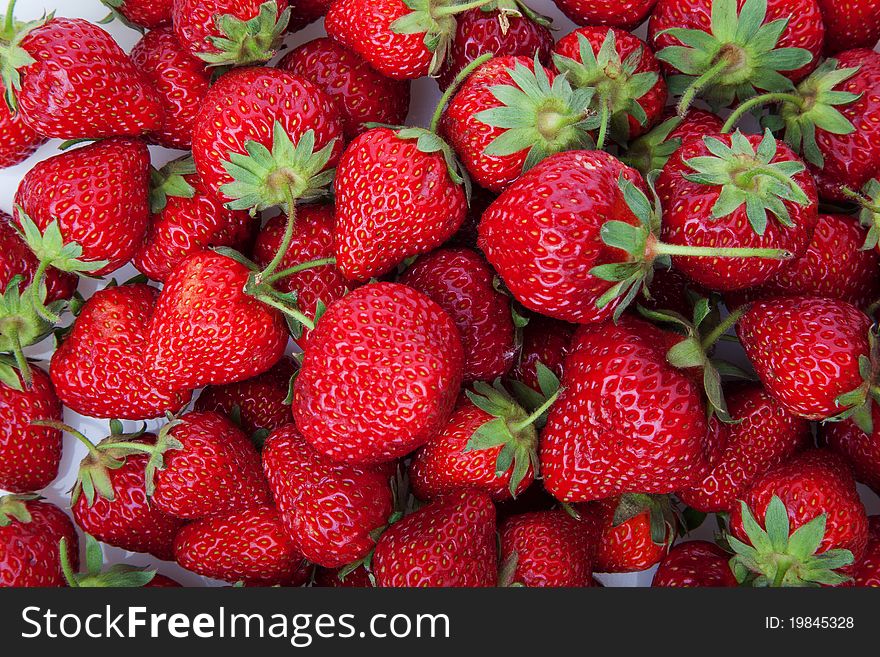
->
[1,496,78,588]
[816,0,880,54]
[822,404,880,494]
[0,82,46,168]
[512,316,574,393]
[553,0,658,30]
[853,516,880,587]
[652,541,737,587]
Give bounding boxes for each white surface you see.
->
[2,0,877,588]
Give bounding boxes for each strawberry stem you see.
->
[262,257,337,286]
[596,99,610,151]
[721,92,803,133]
[509,388,561,432]
[5,324,31,388]
[676,58,730,117]
[255,291,316,331]
[33,419,100,456]
[700,304,748,351]
[58,537,78,587]
[651,242,792,260]
[430,52,494,133]
[258,204,297,280]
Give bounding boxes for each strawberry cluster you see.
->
[3,0,880,589]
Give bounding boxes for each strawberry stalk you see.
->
[262,257,337,286]
[646,239,790,260]
[432,53,494,133]
[674,57,730,118]
[720,92,804,133]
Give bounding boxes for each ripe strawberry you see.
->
[622,108,724,175]
[196,358,296,439]
[552,0,657,29]
[512,316,574,393]
[815,0,880,53]
[0,81,45,168]
[649,0,823,114]
[142,411,272,520]
[174,505,304,585]
[50,284,191,421]
[729,450,868,586]
[437,5,554,90]
[172,0,290,67]
[638,266,706,318]
[651,541,738,587]
[541,316,710,501]
[334,126,467,281]
[656,130,818,292]
[585,496,676,573]
[60,534,174,588]
[853,516,880,586]
[737,296,874,423]
[130,27,212,150]
[400,247,515,382]
[287,0,332,30]
[553,26,667,144]
[278,38,411,140]
[262,425,394,568]
[134,159,255,283]
[0,364,62,493]
[15,138,152,276]
[192,66,343,214]
[822,404,880,493]
[293,282,463,464]
[0,9,162,139]
[499,510,595,587]
[144,250,288,392]
[0,495,77,588]
[313,565,373,587]
[373,490,497,587]
[100,0,173,29]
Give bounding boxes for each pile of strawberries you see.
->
[2,0,880,589]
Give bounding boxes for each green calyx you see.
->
[0,276,53,385]
[475,54,599,173]
[826,325,880,435]
[199,0,290,67]
[395,126,473,199]
[553,30,659,148]
[613,494,678,546]
[220,122,338,216]
[0,0,53,112]
[60,534,158,588]
[729,496,854,587]
[97,0,144,34]
[656,0,812,116]
[848,178,880,251]
[620,115,685,175]
[464,364,561,496]
[0,492,38,526]
[18,209,109,275]
[682,129,812,236]
[150,156,197,214]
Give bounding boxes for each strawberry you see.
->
[0,8,163,139]
[853,516,880,586]
[313,565,373,587]
[144,250,289,392]
[50,284,192,421]
[287,0,332,30]
[100,0,173,29]
[293,282,463,464]
[138,411,272,520]
[15,138,152,276]
[499,510,595,587]
[174,505,304,585]
[728,450,868,586]
[261,425,394,568]
[278,37,411,140]
[172,0,290,67]
[552,0,657,29]
[737,296,875,424]
[60,534,173,588]
[0,81,44,168]
[585,496,676,573]
[552,26,667,145]
[134,158,255,283]
[656,130,818,292]
[372,490,497,587]
[191,66,343,215]
[638,266,706,318]
[815,0,880,53]
[0,364,61,493]
[196,358,296,439]
[512,316,573,393]
[0,495,77,588]
[130,27,212,150]
[399,247,515,382]
[649,0,823,115]
[651,541,738,587]
[678,383,809,513]
[822,404,880,493]
[436,4,554,91]
[541,316,711,502]
[622,108,724,175]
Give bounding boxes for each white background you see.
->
[2,0,877,587]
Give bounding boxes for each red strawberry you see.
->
[679,384,810,513]
[293,282,463,464]
[400,247,515,382]
[0,364,61,493]
[15,138,152,276]
[334,127,467,281]
[50,284,192,420]
[437,5,554,91]
[622,108,724,175]
[737,296,873,422]
[648,0,823,114]
[0,495,77,588]
[278,37,411,140]
[638,266,706,318]
[130,27,212,150]
[1,10,162,139]
[101,0,173,29]
[541,316,711,502]
[652,541,738,587]
[191,66,343,214]
[135,159,255,283]
[262,425,393,568]
[174,505,304,585]
[499,510,595,587]
[143,411,272,520]
[585,496,675,573]
[853,516,880,586]
[512,316,573,393]
[552,0,657,29]
[314,565,373,587]
[144,250,288,392]
[817,0,880,53]
[729,450,868,586]
[0,81,45,168]
[287,0,332,30]
[656,131,818,291]
[172,0,290,67]
[147,574,182,587]
[822,404,880,493]
[373,490,497,587]
[196,358,296,439]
